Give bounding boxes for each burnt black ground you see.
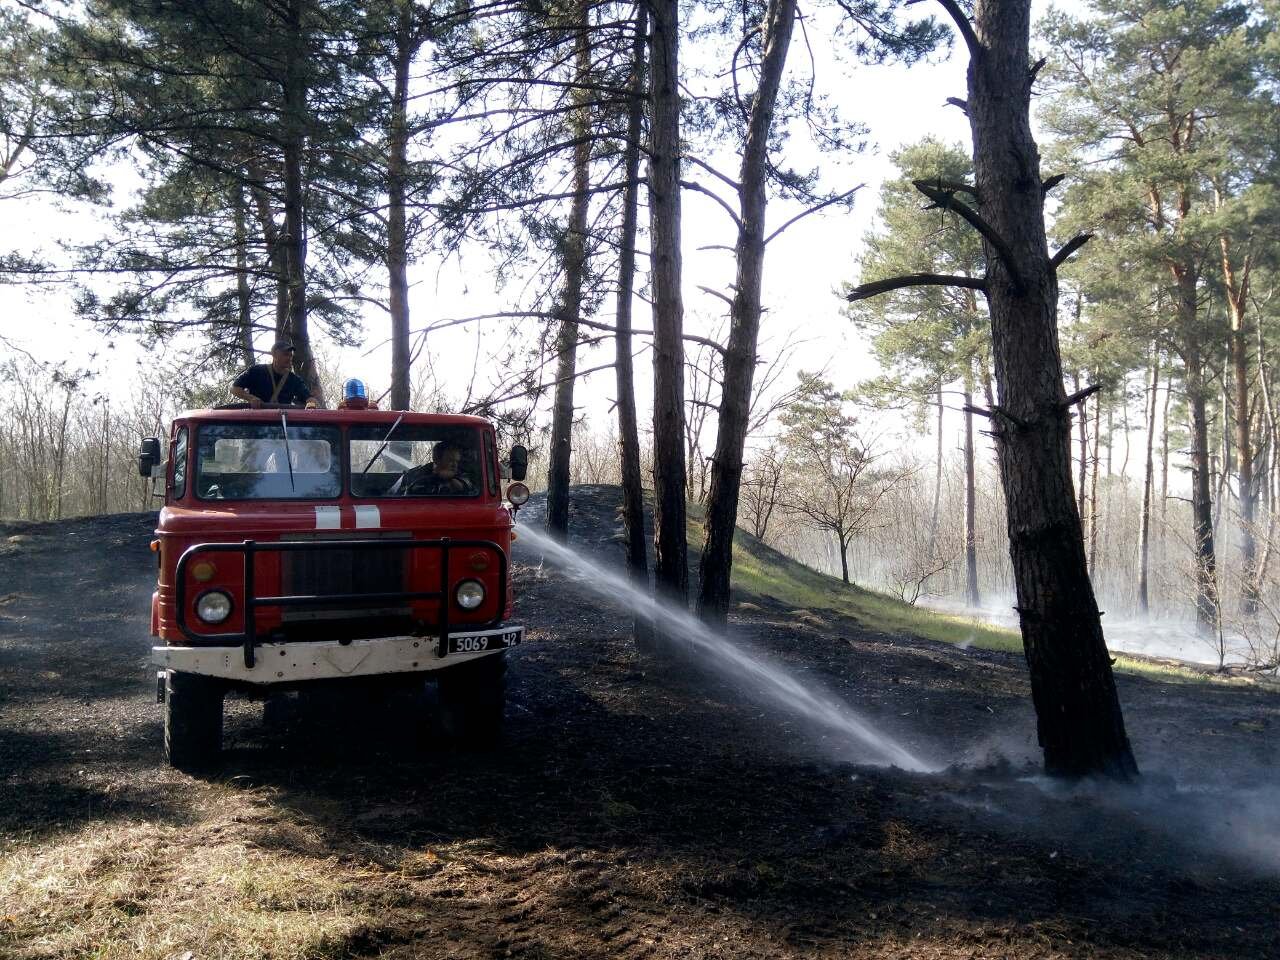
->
[2,486,1279,958]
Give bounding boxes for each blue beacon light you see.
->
[343,378,367,401]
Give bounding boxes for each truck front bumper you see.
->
[153,624,524,684]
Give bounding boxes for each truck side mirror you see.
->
[509,445,528,482]
[138,437,162,477]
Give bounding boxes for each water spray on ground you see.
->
[515,522,936,773]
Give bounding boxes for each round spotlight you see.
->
[506,482,530,506]
[455,579,486,611]
[191,560,217,582]
[195,589,233,624]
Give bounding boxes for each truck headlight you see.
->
[195,589,233,624]
[455,579,485,610]
[506,482,530,506]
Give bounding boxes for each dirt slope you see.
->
[1,487,1279,959]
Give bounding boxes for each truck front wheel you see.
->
[164,671,224,770]
[436,652,506,747]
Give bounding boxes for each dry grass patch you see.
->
[0,791,385,960]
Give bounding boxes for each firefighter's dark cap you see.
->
[271,337,295,352]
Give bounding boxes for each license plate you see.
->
[446,627,524,655]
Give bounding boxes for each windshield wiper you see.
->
[280,410,296,492]
[361,411,406,474]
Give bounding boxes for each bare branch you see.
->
[945,96,969,115]
[1063,382,1103,408]
[684,155,742,193]
[917,177,978,201]
[680,179,743,228]
[1041,173,1066,194]
[929,0,982,60]
[764,187,861,245]
[1050,233,1093,271]
[913,180,1025,291]
[697,284,736,308]
[1028,56,1047,86]
[846,272,987,303]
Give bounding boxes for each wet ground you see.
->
[1,486,1279,958]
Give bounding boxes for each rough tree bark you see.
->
[848,0,1137,778]
[965,0,1135,777]
[1160,368,1171,521]
[233,180,255,368]
[387,3,415,412]
[930,382,943,554]
[1222,236,1256,613]
[963,377,980,607]
[246,163,288,338]
[648,0,689,604]
[614,6,650,621]
[281,0,319,401]
[1089,391,1101,575]
[1187,351,1220,631]
[1177,254,1219,632]
[1138,343,1159,613]
[545,0,592,539]
[697,0,797,625]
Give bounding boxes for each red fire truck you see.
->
[138,405,530,769]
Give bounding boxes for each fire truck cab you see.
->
[139,405,530,769]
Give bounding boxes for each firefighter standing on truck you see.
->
[230,337,318,408]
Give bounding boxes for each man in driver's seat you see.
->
[391,440,475,495]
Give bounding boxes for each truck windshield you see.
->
[195,423,342,500]
[350,425,483,498]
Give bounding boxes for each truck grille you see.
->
[280,532,410,621]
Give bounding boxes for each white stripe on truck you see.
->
[314,506,341,529]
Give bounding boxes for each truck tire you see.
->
[437,652,506,748]
[164,671,224,770]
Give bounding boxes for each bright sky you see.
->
[0,1,1080,455]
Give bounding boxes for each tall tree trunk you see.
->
[246,164,288,337]
[615,11,647,546]
[648,0,688,605]
[387,5,414,412]
[1257,319,1277,588]
[1138,344,1160,614]
[1215,347,1229,537]
[614,5,650,628]
[964,0,1136,778]
[1075,375,1089,521]
[1089,389,1101,575]
[963,378,980,607]
[930,380,944,554]
[697,0,797,625]
[1105,399,1113,477]
[1175,248,1219,632]
[1160,369,1171,522]
[233,181,255,368]
[1223,237,1256,613]
[282,0,317,401]
[545,2,591,539]
[1186,346,1220,631]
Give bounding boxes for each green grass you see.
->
[709,515,1240,684]
[723,527,1021,654]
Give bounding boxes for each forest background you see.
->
[2,0,1278,676]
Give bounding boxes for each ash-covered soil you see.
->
[2,486,1279,959]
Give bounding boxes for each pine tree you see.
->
[846,138,989,607]
[1042,0,1279,624]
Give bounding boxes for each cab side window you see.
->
[483,431,499,496]
[172,427,188,499]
